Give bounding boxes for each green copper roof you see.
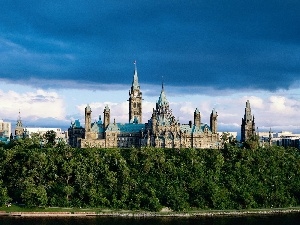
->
[89,116,105,133]
[106,123,119,132]
[105,122,145,133]
[118,123,145,133]
[71,119,82,128]
[157,85,168,106]
[180,123,212,134]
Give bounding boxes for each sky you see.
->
[1,0,300,135]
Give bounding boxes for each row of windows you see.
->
[132,102,141,108]
[117,137,136,141]
[0,124,10,130]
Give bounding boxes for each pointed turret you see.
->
[244,100,252,122]
[85,104,92,133]
[241,100,256,142]
[210,108,218,134]
[194,108,201,128]
[157,83,169,107]
[153,84,176,126]
[104,105,110,129]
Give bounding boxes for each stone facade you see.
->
[69,63,220,149]
[241,100,256,142]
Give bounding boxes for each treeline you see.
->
[0,138,300,211]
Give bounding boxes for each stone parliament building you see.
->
[68,63,220,149]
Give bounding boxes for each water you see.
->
[0,214,300,225]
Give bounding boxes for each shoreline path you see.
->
[1,208,300,217]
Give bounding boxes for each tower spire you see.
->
[132,60,139,89]
[241,100,256,142]
[129,61,142,123]
[15,110,24,137]
[158,81,168,107]
[16,110,22,127]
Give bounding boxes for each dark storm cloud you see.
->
[0,0,299,92]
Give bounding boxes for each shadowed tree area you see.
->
[0,137,299,211]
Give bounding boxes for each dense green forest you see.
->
[0,135,299,211]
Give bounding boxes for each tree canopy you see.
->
[0,137,299,211]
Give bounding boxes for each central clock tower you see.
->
[129,61,142,123]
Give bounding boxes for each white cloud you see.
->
[177,102,194,120]
[143,101,155,122]
[77,101,156,124]
[269,96,285,111]
[268,95,296,114]
[77,101,129,123]
[245,96,264,109]
[246,94,300,130]
[0,89,66,121]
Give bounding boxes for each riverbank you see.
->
[1,207,300,217]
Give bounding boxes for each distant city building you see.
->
[12,111,67,143]
[0,119,11,138]
[25,127,68,143]
[258,130,300,149]
[26,127,62,136]
[69,63,220,149]
[218,132,238,141]
[257,129,273,147]
[0,119,11,143]
[241,100,256,142]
